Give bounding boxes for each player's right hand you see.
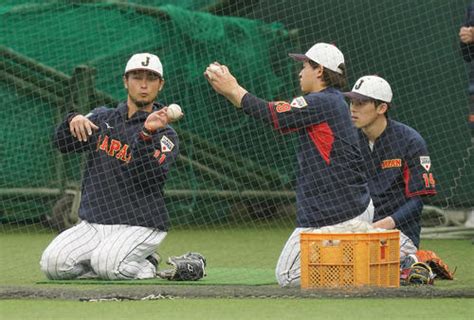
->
[144,108,169,132]
[69,115,99,142]
[459,26,474,44]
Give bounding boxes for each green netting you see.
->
[1,0,473,298]
[130,0,219,10]
[240,0,473,208]
[0,0,472,227]
[0,2,296,223]
[0,0,220,10]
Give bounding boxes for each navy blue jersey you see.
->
[53,102,179,231]
[358,119,436,247]
[241,88,370,227]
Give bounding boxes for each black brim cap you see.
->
[288,53,308,61]
[343,90,395,108]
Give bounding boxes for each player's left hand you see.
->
[144,108,169,132]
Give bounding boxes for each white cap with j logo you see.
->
[124,53,163,78]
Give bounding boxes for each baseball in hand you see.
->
[206,64,224,80]
[167,103,183,121]
[209,64,222,73]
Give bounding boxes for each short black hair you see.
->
[308,60,347,89]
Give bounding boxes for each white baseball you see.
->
[206,64,223,80]
[167,103,183,121]
[209,64,223,73]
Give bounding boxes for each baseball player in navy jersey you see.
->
[40,53,180,280]
[343,75,437,258]
[205,43,373,287]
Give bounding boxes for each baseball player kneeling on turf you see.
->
[40,53,181,280]
[343,75,437,259]
[205,43,374,287]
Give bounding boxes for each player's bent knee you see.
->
[40,251,82,280]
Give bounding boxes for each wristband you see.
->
[143,126,156,135]
[140,126,155,141]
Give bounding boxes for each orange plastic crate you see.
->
[300,230,400,288]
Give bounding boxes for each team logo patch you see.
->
[354,79,364,90]
[381,159,402,169]
[160,135,175,153]
[274,101,291,113]
[420,156,431,171]
[290,96,308,109]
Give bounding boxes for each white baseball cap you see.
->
[289,42,345,74]
[124,53,163,78]
[343,75,392,103]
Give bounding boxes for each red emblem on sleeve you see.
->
[274,101,291,113]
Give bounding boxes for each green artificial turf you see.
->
[0,226,473,289]
[1,298,473,320]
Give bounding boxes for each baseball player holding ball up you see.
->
[205,43,374,287]
[343,75,437,258]
[40,53,184,280]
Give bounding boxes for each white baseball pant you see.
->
[40,221,166,280]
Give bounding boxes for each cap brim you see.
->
[342,92,373,101]
[288,53,308,61]
[125,68,162,77]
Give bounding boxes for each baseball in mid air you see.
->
[167,103,183,121]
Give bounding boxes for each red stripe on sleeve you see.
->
[306,122,334,165]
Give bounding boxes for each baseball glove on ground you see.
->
[400,261,435,286]
[157,252,206,281]
[416,250,455,280]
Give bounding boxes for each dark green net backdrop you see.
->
[0,0,472,227]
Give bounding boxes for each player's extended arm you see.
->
[373,196,423,230]
[204,63,325,130]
